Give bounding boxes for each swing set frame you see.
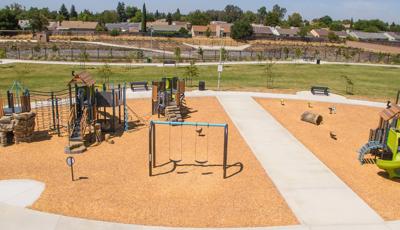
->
[149,120,229,179]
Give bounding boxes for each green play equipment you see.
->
[358,103,400,178]
[376,129,400,178]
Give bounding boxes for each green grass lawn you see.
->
[0,63,399,101]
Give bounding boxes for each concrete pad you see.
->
[0,203,60,230]
[310,224,389,230]
[0,179,45,207]
[217,95,384,226]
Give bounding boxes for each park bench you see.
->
[311,86,329,96]
[163,60,176,66]
[130,81,149,92]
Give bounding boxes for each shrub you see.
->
[110,29,120,37]
[0,49,6,59]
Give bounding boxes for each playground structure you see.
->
[149,120,243,179]
[65,71,128,153]
[151,77,187,122]
[0,81,36,146]
[358,103,400,178]
[0,73,130,150]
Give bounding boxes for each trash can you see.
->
[316,59,321,65]
[199,81,206,91]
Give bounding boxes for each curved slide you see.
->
[377,158,400,179]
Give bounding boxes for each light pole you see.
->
[217,28,225,90]
[150,26,154,58]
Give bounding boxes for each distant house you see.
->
[191,25,217,37]
[191,24,231,38]
[348,31,388,41]
[384,32,400,41]
[47,22,58,31]
[105,23,140,32]
[18,20,30,30]
[56,21,98,32]
[252,24,274,38]
[276,27,300,37]
[150,25,183,33]
[210,21,228,25]
[310,29,347,39]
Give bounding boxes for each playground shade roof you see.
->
[380,104,400,121]
[68,72,96,86]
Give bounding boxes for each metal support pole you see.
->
[223,125,229,179]
[51,92,56,130]
[70,165,74,181]
[149,122,153,177]
[111,88,116,132]
[55,96,60,136]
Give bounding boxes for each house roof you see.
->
[313,29,347,37]
[351,31,388,40]
[386,32,400,40]
[58,21,98,30]
[277,27,299,36]
[192,25,217,33]
[150,25,183,32]
[105,23,140,31]
[69,72,96,86]
[218,24,232,33]
[252,25,274,35]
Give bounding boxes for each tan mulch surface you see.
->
[0,97,298,227]
[256,98,400,221]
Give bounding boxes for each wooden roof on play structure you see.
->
[68,71,96,86]
[380,104,400,121]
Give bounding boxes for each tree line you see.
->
[1,2,399,38]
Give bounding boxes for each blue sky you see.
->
[1,0,399,23]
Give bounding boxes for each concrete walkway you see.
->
[2,58,400,69]
[217,95,385,228]
[0,180,44,207]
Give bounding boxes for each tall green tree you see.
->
[319,15,333,26]
[329,22,345,31]
[130,10,142,23]
[187,10,210,25]
[126,6,137,19]
[231,19,254,40]
[58,4,69,20]
[28,8,49,32]
[0,8,19,30]
[288,12,303,27]
[117,2,127,22]
[257,6,267,24]
[167,13,173,25]
[141,3,147,32]
[265,4,287,26]
[223,5,243,23]
[70,5,78,19]
[172,8,181,21]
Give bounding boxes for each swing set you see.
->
[149,120,242,179]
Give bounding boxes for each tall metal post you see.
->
[217,29,224,90]
[223,124,228,179]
